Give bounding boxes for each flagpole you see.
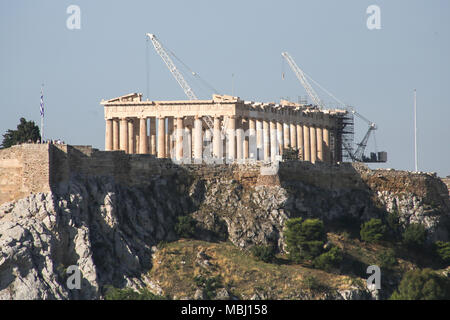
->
[414,89,417,172]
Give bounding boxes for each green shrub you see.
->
[377,248,398,270]
[434,241,450,265]
[175,215,197,238]
[284,218,326,263]
[194,275,223,299]
[104,286,166,300]
[390,268,450,300]
[313,246,343,272]
[402,223,427,249]
[360,218,387,243]
[250,245,276,263]
[386,211,401,239]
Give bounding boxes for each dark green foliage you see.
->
[1,117,40,148]
[250,244,276,263]
[360,218,386,243]
[194,275,223,299]
[104,286,167,300]
[385,210,401,240]
[175,215,197,238]
[434,241,450,265]
[377,248,398,270]
[390,268,450,300]
[284,218,326,263]
[402,223,427,249]
[313,246,343,272]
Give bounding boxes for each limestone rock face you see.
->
[0,164,448,300]
[0,176,189,300]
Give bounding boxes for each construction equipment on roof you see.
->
[281,51,387,163]
[146,33,229,135]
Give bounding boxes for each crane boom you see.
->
[146,33,219,134]
[353,126,376,161]
[281,51,386,163]
[281,52,324,108]
[146,33,198,100]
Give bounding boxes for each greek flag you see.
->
[40,87,44,117]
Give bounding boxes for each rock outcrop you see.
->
[0,175,190,299]
[0,160,449,299]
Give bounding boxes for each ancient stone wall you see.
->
[1,144,448,210]
[0,144,51,205]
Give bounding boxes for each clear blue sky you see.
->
[1,0,449,176]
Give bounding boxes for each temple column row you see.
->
[105,116,333,164]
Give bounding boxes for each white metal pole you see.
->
[414,89,418,172]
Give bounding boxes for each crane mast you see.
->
[281,52,324,108]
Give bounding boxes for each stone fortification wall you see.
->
[0,144,51,204]
[1,144,448,214]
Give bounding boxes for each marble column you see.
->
[194,116,203,163]
[134,118,140,154]
[283,122,290,150]
[105,119,113,151]
[297,123,304,160]
[323,127,330,163]
[236,117,243,161]
[150,117,156,156]
[277,121,283,156]
[227,116,236,161]
[120,118,128,152]
[204,128,212,159]
[243,119,249,160]
[157,117,165,158]
[263,120,270,161]
[128,119,135,154]
[167,117,174,158]
[310,126,317,163]
[248,119,256,160]
[176,117,184,161]
[213,117,222,159]
[316,126,323,162]
[290,122,297,150]
[184,126,192,161]
[256,120,263,160]
[303,124,310,162]
[113,119,120,151]
[270,120,278,162]
[139,117,148,154]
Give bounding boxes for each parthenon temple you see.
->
[100,93,348,164]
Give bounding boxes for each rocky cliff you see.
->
[0,157,449,299]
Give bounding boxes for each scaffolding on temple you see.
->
[339,110,355,163]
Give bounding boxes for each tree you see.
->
[360,218,386,243]
[390,268,450,300]
[377,248,398,270]
[250,244,276,263]
[284,218,326,263]
[434,241,450,266]
[174,215,197,238]
[313,246,343,271]
[1,117,40,148]
[402,223,427,249]
[385,210,401,240]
